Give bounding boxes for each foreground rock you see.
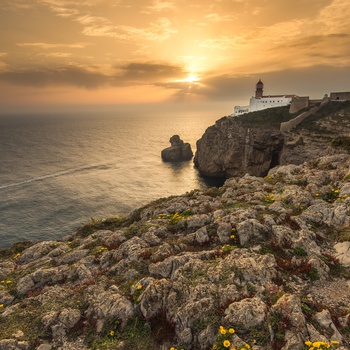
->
[1,154,350,349]
[161,135,193,162]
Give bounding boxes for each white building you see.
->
[233,80,296,116]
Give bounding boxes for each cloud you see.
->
[204,13,236,22]
[197,35,248,50]
[17,42,89,49]
[0,65,110,89]
[41,52,72,58]
[143,0,177,13]
[0,61,185,88]
[115,61,185,83]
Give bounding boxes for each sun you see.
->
[178,74,200,84]
[182,74,200,83]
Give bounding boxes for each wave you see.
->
[0,164,112,190]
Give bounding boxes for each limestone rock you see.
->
[334,241,350,266]
[224,297,267,330]
[161,135,193,161]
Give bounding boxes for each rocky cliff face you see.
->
[1,154,350,350]
[194,117,284,178]
[194,101,350,179]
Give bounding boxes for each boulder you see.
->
[161,135,193,161]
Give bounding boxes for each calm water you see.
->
[0,111,220,248]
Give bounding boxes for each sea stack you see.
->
[161,135,193,162]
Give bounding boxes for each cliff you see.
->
[194,117,284,178]
[1,154,350,350]
[194,101,350,179]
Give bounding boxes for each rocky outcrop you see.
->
[281,100,350,165]
[161,135,193,162]
[194,117,284,178]
[1,154,350,349]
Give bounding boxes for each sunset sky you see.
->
[1,0,350,113]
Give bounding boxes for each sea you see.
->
[0,110,221,249]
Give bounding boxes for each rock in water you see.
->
[194,116,284,178]
[161,135,193,161]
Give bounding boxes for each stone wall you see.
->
[289,96,310,114]
[280,99,329,132]
[330,92,350,101]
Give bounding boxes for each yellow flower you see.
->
[313,342,322,348]
[212,345,217,350]
[228,328,235,334]
[6,280,11,284]
[230,235,235,239]
[170,347,176,350]
[0,304,4,308]
[305,341,312,346]
[109,330,115,336]
[331,340,339,345]
[220,328,227,335]
[245,345,251,349]
[137,285,142,290]
[223,340,231,348]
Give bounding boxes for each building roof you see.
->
[258,94,296,99]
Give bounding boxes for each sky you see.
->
[1,0,350,114]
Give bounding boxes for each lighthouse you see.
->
[255,79,264,98]
[233,80,296,116]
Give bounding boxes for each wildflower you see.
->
[305,341,312,346]
[223,340,230,348]
[230,235,235,239]
[228,328,235,334]
[13,253,21,259]
[6,280,11,284]
[212,345,217,350]
[137,284,142,290]
[312,342,322,348]
[170,347,176,350]
[331,340,339,345]
[0,304,3,308]
[220,327,227,335]
[109,330,115,336]
[315,193,320,197]
[245,345,251,349]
